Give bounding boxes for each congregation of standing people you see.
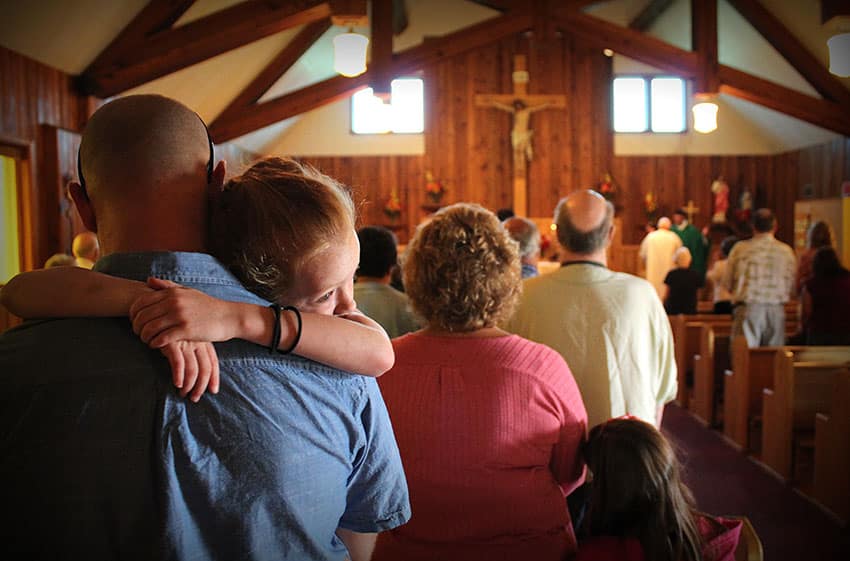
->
[5,93,845,560]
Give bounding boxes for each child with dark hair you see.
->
[577,417,741,561]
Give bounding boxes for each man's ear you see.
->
[606,222,616,246]
[68,182,97,233]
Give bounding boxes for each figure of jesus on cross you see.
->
[475,55,565,216]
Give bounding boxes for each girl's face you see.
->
[283,228,359,316]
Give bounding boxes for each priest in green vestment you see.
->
[672,208,709,282]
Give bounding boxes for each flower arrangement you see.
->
[383,189,402,220]
[597,172,616,202]
[425,171,445,204]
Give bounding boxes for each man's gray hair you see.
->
[503,216,540,259]
[554,196,615,255]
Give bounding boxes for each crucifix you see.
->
[683,199,700,223]
[474,54,566,217]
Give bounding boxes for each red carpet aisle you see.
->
[661,404,850,561]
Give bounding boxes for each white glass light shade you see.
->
[333,32,369,77]
[692,99,718,134]
[827,33,850,77]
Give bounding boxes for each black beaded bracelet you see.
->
[268,303,282,354]
[279,305,302,355]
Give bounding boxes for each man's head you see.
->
[357,226,399,280]
[71,231,100,262]
[672,209,686,226]
[752,208,776,234]
[657,217,672,230]
[554,190,615,258]
[70,95,225,256]
[503,217,540,263]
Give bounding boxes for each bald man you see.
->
[638,216,683,299]
[71,230,100,268]
[508,190,677,429]
[0,95,409,560]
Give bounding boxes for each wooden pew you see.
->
[723,338,784,450]
[691,323,732,426]
[761,351,850,480]
[670,314,733,408]
[724,341,850,451]
[813,369,850,522]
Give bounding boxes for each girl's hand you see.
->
[160,340,220,402]
[129,278,241,347]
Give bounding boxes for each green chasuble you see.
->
[673,223,709,280]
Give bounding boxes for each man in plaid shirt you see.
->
[723,208,797,347]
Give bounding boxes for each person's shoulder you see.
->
[503,335,568,369]
[215,342,368,393]
[610,269,655,292]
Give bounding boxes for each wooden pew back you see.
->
[671,314,733,407]
[813,369,850,522]
[722,339,849,450]
[761,351,850,479]
[692,323,732,426]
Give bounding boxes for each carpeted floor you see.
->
[661,404,850,561]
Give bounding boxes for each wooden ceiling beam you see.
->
[370,0,394,96]
[692,0,719,93]
[209,12,534,142]
[718,65,850,136]
[629,0,674,31]
[84,0,197,75]
[727,0,850,107]
[215,19,332,123]
[80,1,332,97]
[465,1,517,11]
[553,10,699,76]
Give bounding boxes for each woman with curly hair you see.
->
[373,203,588,561]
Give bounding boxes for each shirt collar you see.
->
[94,252,244,287]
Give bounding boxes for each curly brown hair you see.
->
[403,203,521,332]
[210,157,355,304]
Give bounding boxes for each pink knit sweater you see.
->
[374,333,588,561]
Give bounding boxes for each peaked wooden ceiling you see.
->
[74,0,850,142]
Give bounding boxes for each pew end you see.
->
[812,370,850,523]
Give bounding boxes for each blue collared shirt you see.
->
[521,262,539,279]
[0,252,410,561]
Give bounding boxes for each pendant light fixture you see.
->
[692,93,719,134]
[333,28,369,77]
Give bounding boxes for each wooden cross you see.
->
[474,55,565,217]
[683,199,700,223]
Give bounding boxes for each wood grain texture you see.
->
[1,47,88,268]
[296,155,425,244]
[1,46,260,270]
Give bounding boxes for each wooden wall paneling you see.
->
[452,49,471,205]
[527,32,559,217]
[1,47,89,269]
